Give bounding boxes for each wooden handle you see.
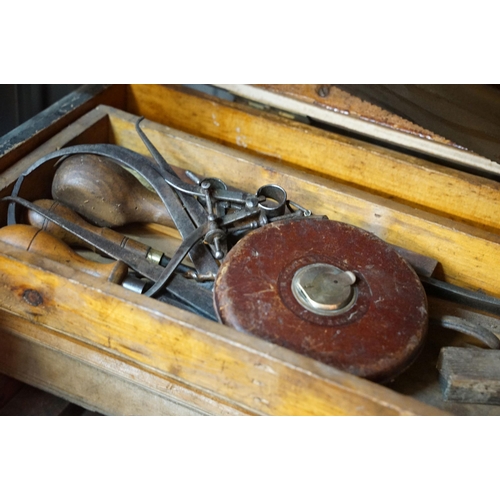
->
[51,154,174,228]
[26,199,157,261]
[0,224,128,284]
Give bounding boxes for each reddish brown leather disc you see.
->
[214,218,428,382]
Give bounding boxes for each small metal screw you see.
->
[213,237,224,260]
[316,85,331,98]
[185,170,202,185]
[23,289,43,307]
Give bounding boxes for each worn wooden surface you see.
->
[126,85,500,236]
[335,85,500,167]
[109,106,500,298]
[51,154,175,228]
[212,84,500,179]
[0,241,444,416]
[0,314,245,416]
[438,347,500,405]
[0,224,129,284]
[0,85,125,175]
[251,84,454,145]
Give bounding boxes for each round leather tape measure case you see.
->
[214,218,428,382]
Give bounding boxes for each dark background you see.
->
[0,84,82,136]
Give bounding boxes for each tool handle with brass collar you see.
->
[0,224,129,284]
[26,199,165,266]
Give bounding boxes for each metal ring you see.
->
[256,184,287,218]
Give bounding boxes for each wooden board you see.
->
[0,85,125,174]
[214,84,500,177]
[109,106,500,298]
[0,315,244,416]
[438,347,500,405]
[246,84,455,145]
[0,242,444,416]
[335,85,500,167]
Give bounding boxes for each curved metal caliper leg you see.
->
[145,223,210,297]
[7,142,220,281]
[3,196,217,318]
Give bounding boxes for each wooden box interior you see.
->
[1,84,499,415]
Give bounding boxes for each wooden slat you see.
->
[0,85,124,174]
[217,84,500,177]
[438,347,500,405]
[126,84,500,235]
[250,84,454,145]
[0,315,245,416]
[107,107,500,298]
[0,245,445,416]
[335,84,500,167]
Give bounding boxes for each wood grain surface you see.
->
[108,106,500,298]
[0,241,444,415]
[336,84,500,165]
[0,313,246,416]
[127,84,500,236]
[252,84,454,144]
[215,84,500,177]
[438,346,500,405]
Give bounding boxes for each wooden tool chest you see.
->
[1,84,500,416]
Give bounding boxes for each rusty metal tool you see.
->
[4,196,217,319]
[9,117,500,382]
[421,275,500,317]
[25,199,171,267]
[7,121,308,297]
[8,143,221,282]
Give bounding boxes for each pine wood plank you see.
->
[217,84,500,177]
[0,313,248,416]
[335,85,500,167]
[438,347,500,404]
[0,245,445,416]
[0,85,124,175]
[107,107,500,298]
[126,84,500,235]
